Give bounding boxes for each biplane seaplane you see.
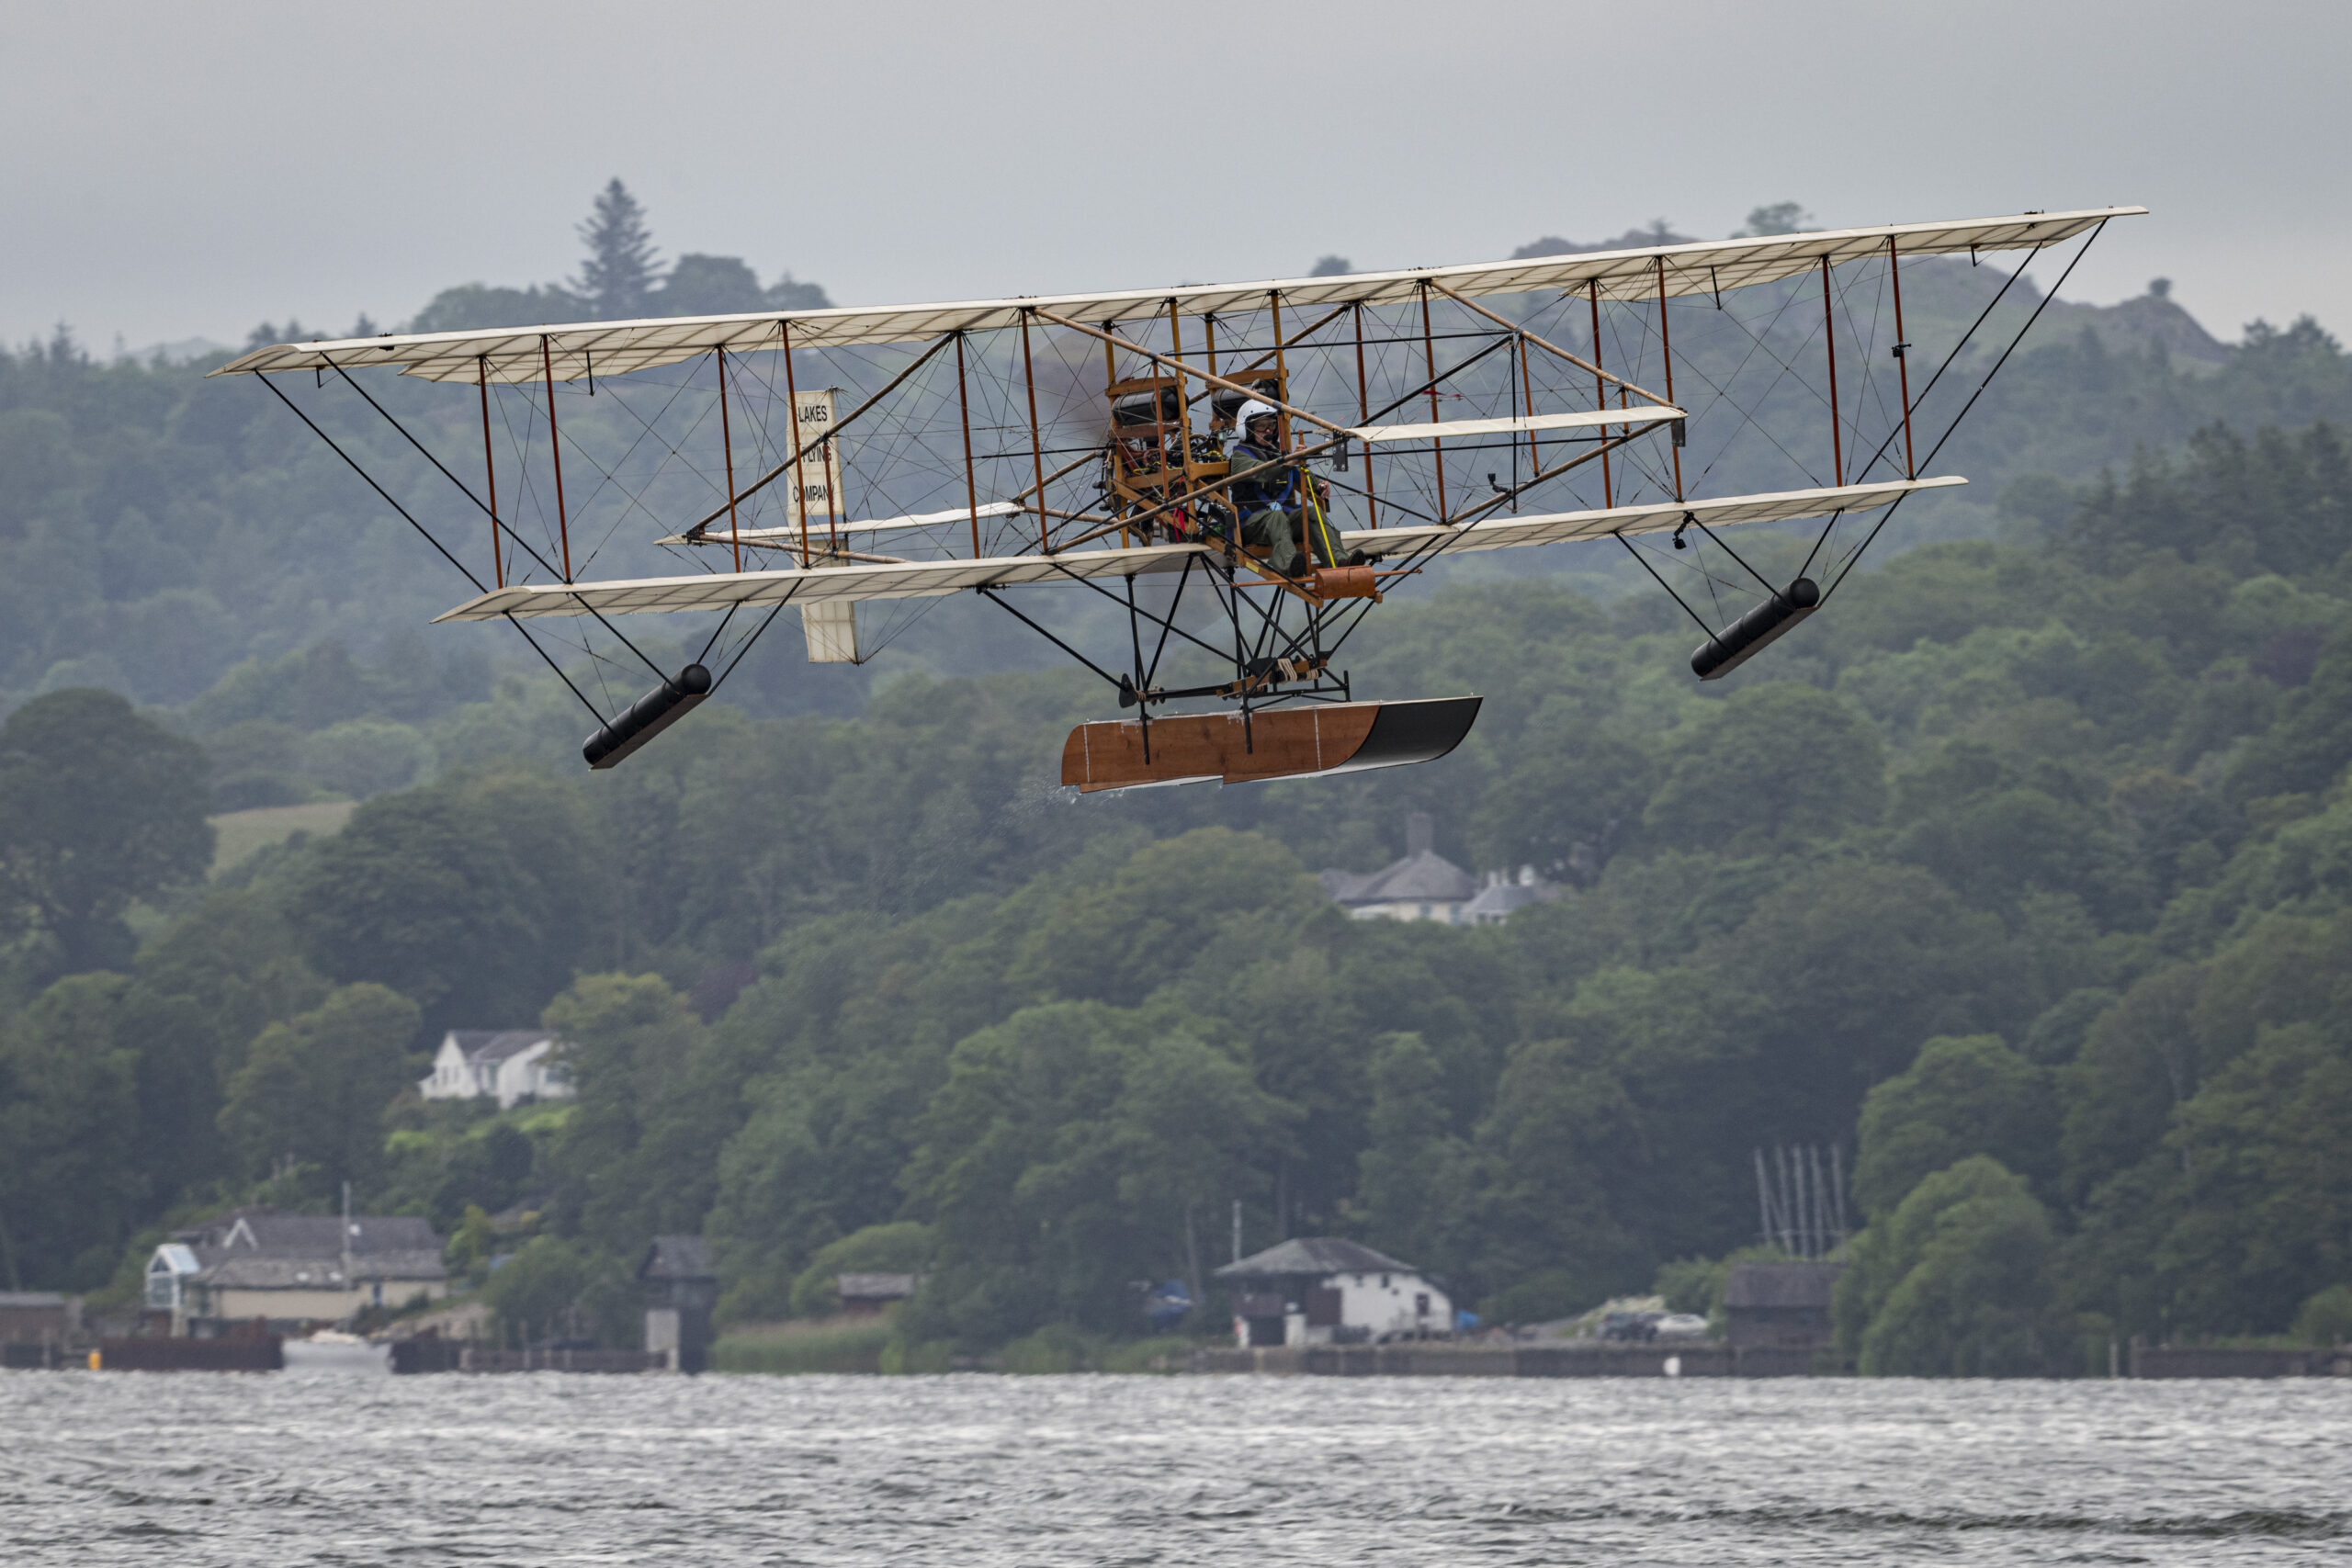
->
[217,206,2140,789]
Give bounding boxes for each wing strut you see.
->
[1825,219,2109,601]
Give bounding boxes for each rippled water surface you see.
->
[4,1370,2346,1564]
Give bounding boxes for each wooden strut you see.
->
[1270,292,1291,455]
[1657,256,1683,502]
[540,334,571,581]
[1419,282,1447,523]
[1354,301,1377,528]
[1517,320,1539,496]
[1889,236,1917,479]
[1020,310,1048,552]
[779,318,812,563]
[1821,254,1844,487]
[1589,284,1611,509]
[1105,320,1125,546]
[716,347,741,573]
[479,357,502,588]
[1170,298,1196,542]
[955,332,980,558]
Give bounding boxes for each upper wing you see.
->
[210,209,2142,385]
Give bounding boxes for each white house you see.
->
[146,1210,448,1333]
[1317,813,1480,923]
[418,1030,572,1110]
[1461,865,1564,925]
[1319,813,1562,926]
[1214,1237,1453,1348]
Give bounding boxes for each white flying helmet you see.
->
[1232,400,1280,443]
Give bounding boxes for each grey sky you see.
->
[9,0,2347,353]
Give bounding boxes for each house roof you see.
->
[639,1235,715,1281]
[836,1272,919,1299]
[0,1292,70,1309]
[199,1252,447,1288]
[1723,1261,1844,1309]
[447,1029,554,1064]
[1214,1236,1417,1280]
[1463,877,1561,920]
[1322,851,1479,908]
[171,1210,443,1270]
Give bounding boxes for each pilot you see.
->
[1225,400,1342,577]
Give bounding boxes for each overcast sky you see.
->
[8,0,2346,354]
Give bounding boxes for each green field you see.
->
[713,1318,894,1374]
[209,801,356,876]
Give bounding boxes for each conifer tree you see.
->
[571,178,663,319]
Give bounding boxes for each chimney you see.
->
[1406,811,1434,859]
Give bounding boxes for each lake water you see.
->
[3,1370,2346,1564]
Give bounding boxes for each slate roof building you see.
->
[1319,813,1562,925]
[835,1273,921,1315]
[0,1292,80,1367]
[1214,1237,1453,1348]
[146,1209,449,1334]
[419,1030,573,1109]
[1318,813,1480,923]
[639,1235,717,1373]
[1722,1261,1844,1354]
[1461,865,1565,925]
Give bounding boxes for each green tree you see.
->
[542,972,729,1256]
[1853,1034,2056,1218]
[2059,964,2202,1201]
[656,254,766,316]
[0,974,143,1288]
[482,1235,637,1348]
[787,1222,935,1319]
[2149,1021,2352,1335]
[1841,1156,2064,1376]
[218,983,420,1198]
[1353,1032,1473,1275]
[899,1001,1288,1347]
[1643,683,1885,854]
[1713,862,2022,1122]
[1008,828,1322,1007]
[288,770,601,1032]
[0,688,212,973]
[2294,1284,2352,1347]
[1736,202,1813,237]
[571,178,663,319]
[1471,720,1655,885]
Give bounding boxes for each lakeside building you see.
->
[1319,813,1560,925]
[145,1210,449,1334]
[639,1236,718,1374]
[1722,1261,1843,1357]
[418,1029,573,1109]
[836,1274,921,1316]
[0,1292,80,1367]
[1216,1237,1453,1348]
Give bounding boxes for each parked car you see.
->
[1600,1309,1665,1342]
[1651,1313,1712,1340]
